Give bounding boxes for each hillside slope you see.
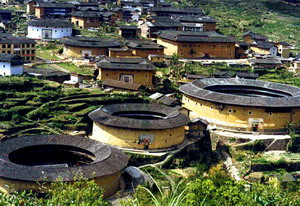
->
[177,0,300,47]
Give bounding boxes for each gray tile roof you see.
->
[61,36,122,48]
[28,19,73,27]
[180,78,300,107]
[89,103,190,129]
[0,53,23,66]
[126,40,165,49]
[96,57,155,71]
[0,135,128,182]
[0,34,36,44]
[150,7,204,15]
[72,11,102,18]
[35,2,76,8]
[158,31,236,43]
[242,30,268,41]
[250,58,282,65]
[175,15,217,23]
[251,40,275,49]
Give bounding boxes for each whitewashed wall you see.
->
[27,25,72,39]
[0,62,23,76]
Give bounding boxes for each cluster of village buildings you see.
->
[0,0,299,196]
[0,0,298,81]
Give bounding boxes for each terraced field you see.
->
[0,77,147,138]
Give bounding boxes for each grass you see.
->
[57,63,95,76]
[0,77,147,138]
[35,63,95,76]
[178,0,300,47]
[36,49,60,60]
[251,153,300,164]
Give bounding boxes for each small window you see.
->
[249,111,253,115]
[233,110,236,113]
[106,74,108,76]
[210,106,213,109]
[228,109,232,113]
[269,112,273,116]
[3,65,5,68]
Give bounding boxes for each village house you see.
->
[27,19,72,39]
[99,0,118,6]
[149,7,204,17]
[139,18,183,38]
[0,53,23,76]
[61,36,122,58]
[73,1,99,10]
[249,58,282,69]
[30,1,76,19]
[122,8,140,22]
[71,11,102,29]
[96,56,155,87]
[101,11,118,25]
[24,67,70,83]
[126,39,164,58]
[120,0,143,13]
[242,30,268,43]
[157,31,236,59]
[174,15,217,32]
[250,40,277,56]
[118,25,141,39]
[109,39,164,58]
[292,54,300,70]
[275,42,291,58]
[0,33,36,62]
[235,41,249,59]
[109,47,135,58]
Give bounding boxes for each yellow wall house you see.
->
[242,30,268,44]
[89,103,190,150]
[109,40,165,59]
[157,31,236,59]
[96,57,156,87]
[61,36,122,58]
[71,11,102,29]
[0,34,36,62]
[180,78,300,133]
[0,135,128,198]
[275,42,291,58]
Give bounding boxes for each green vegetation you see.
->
[74,23,121,39]
[252,153,300,164]
[0,179,108,205]
[174,0,300,47]
[0,77,147,138]
[123,165,300,206]
[36,63,96,76]
[57,63,95,76]
[36,43,62,60]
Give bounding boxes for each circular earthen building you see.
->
[0,135,128,197]
[89,103,190,150]
[180,78,300,132]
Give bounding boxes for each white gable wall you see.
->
[27,25,72,39]
[0,62,23,76]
